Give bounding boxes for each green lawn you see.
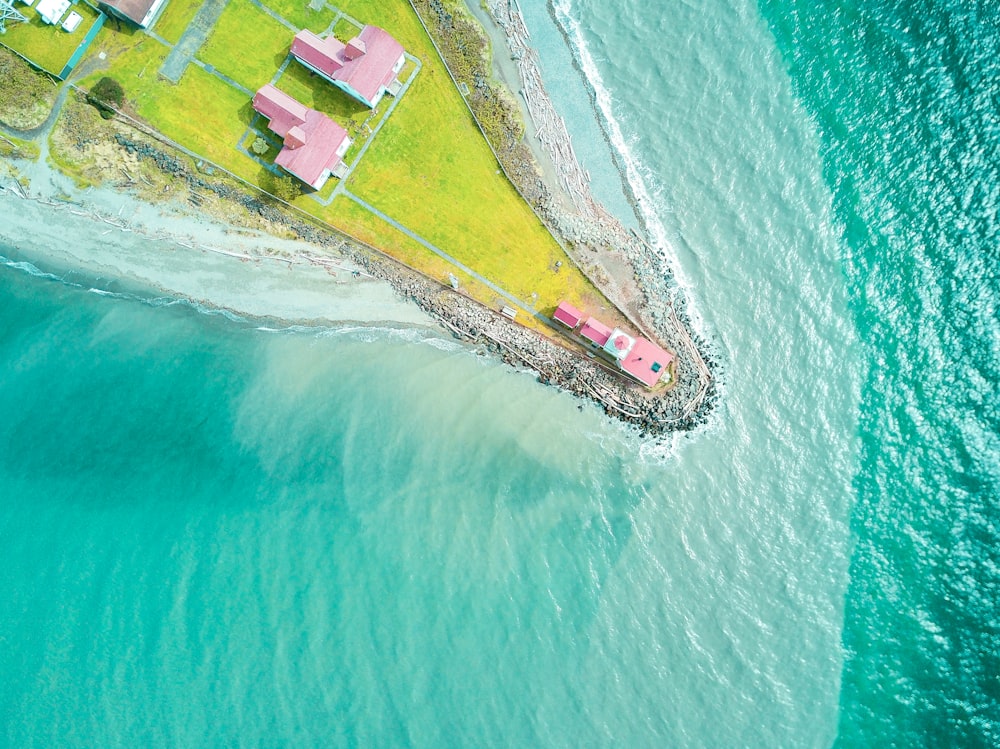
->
[198,0,292,91]
[328,0,608,312]
[258,0,334,33]
[324,195,520,323]
[272,56,370,124]
[153,0,203,45]
[80,34,260,179]
[0,1,102,76]
[59,0,620,324]
[331,16,359,42]
[138,64,257,172]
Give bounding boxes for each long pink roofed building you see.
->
[252,84,351,190]
[290,26,405,108]
[558,303,675,388]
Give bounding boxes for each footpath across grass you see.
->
[198,0,291,91]
[153,0,203,45]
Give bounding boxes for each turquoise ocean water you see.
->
[0,1,996,746]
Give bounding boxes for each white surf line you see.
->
[550,0,711,336]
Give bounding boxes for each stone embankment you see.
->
[111,133,712,434]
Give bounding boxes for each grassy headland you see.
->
[4,0,626,332]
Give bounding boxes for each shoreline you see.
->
[3,137,711,433]
[417,0,716,421]
[0,165,438,329]
[0,6,717,435]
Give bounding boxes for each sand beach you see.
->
[0,158,439,328]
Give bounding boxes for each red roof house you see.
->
[290,26,406,108]
[579,317,613,347]
[560,303,674,388]
[553,301,584,329]
[620,337,675,387]
[252,84,352,190]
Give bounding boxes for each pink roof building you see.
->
[620,337,675,387]
[603,329,636,360]
[579,317,613,347]
[553,301,584,329]
[252,84,351,190]
[290,26,406,108]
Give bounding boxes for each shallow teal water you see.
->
[0,0,995,745]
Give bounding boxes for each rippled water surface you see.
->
[1,0,996,745]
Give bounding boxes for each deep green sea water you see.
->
[0,0,996,746]
[756,2,1000,744]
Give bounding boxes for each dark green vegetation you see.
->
[87,77,125,119]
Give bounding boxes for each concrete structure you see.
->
[252,84,351,190]
[290,25,405,108]
[61,10,82,31]
[98,0,167,28]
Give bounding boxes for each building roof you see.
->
[100,0,161,26]
[290,25,404,106]
[252,85,351,189]
[579,317,612,347]
[620,337,675,387]
[253,84,308,137]
[603,329,636,360]
[553,301,584,328]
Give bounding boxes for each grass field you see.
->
[198,0,291,91]
[329,0,612,312]
[272,55,371,126]
[152,0,202,45]
[0,1,102,75]
[53,0,620,324]
[257,0,333,34]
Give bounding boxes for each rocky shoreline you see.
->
[99,129,713,435]
[408,0,718,429]
[2,0,719,436]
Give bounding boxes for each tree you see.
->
[251,137,269,155]
[270,174,300,202]
[87,77,125,119]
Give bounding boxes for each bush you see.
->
[87,77,125,119]
[269,174,300,202]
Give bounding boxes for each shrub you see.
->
[270,174,300,202]
[87,77,125,119]
[251,136,269,155]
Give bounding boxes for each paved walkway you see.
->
[247,0,297,32]
[160,0,229,83]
